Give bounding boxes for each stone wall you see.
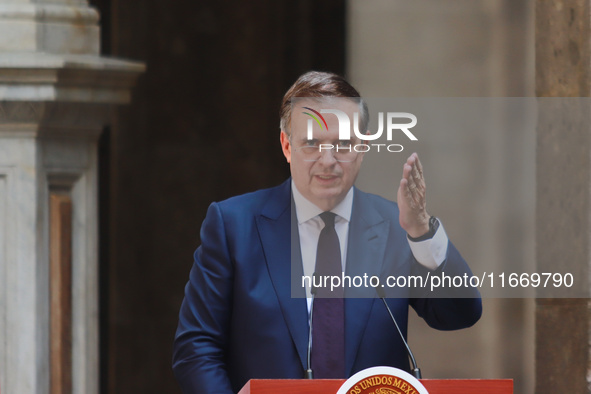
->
[348,1,535,392]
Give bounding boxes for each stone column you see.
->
[536,0,591,392]
[0,1,144,393]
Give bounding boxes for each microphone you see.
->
[376,286,422,379]
[304,273,318,379]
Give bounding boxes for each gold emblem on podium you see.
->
[337,367,429,394]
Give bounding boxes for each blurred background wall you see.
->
[87,0,535,392]
[348,2,535,393]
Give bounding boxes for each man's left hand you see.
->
[397,152,430,238]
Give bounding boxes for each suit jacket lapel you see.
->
[256,182,393,376]
[345,188,390,375]
[256,180,309,370]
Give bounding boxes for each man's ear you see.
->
[280,130,291,163]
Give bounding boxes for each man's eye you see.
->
[304,140,318,147]
[337,140,352,147]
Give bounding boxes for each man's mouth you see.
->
[315,174,339,181]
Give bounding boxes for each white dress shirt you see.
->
[291,181,449,311]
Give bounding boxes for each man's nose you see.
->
[317,147,337,165]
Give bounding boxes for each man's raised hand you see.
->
[397,153,430,238]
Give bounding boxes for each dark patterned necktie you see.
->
[311,211,345,378]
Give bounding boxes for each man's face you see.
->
[280,98,365,211]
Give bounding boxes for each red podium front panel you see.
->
[421,379,513,393]
[238,379,342,394]
[238,378,513,394]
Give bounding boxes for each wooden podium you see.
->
[238,379,513,394]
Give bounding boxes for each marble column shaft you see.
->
[536,0,591,392]
[0,0,144,393]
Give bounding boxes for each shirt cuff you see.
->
[407,221,448,270]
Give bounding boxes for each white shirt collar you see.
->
[291,180,354,224]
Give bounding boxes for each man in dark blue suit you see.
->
[172,71,481,393]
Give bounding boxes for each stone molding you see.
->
[0,2,101,54]
[0,53,145,104]
[0,4,99,24]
